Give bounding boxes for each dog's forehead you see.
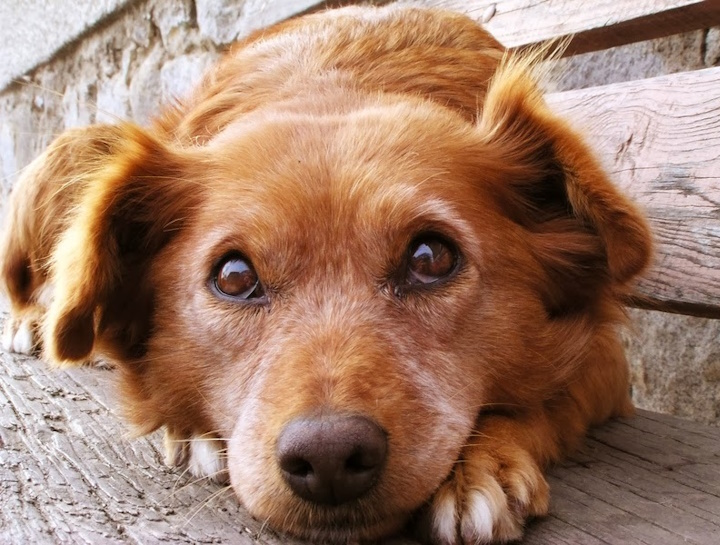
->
[200,105,483,229]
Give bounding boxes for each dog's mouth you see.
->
[274,500,410,543]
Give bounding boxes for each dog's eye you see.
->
[407,236,457,285]
[213,255,265,300]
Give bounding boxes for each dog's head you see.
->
[43,38,650,545]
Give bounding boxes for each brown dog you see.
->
[0,5,651,543]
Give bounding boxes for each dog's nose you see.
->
[277,414,387,505]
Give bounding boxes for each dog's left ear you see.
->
[45,124,199,365]
[478,54,652,314]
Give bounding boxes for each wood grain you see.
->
[430,0,720,55]
[2,334,719,543]
[547,66,720,317]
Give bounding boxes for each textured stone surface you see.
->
[196,0,249,44]
[196,0,322,45]
[707,28,720,66]
[160,51,221,106]
[624,309,720,424]
[151,0,195,48]
[0,0,719,424]
[0,0,218,186]
[0,0,136,91]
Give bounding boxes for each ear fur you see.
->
[1,125,131,312]
[45,124,197,365]
[478,49,652,314]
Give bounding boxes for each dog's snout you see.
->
[277,414,387,505]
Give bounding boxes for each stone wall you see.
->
[0,0,718,423]
[0,0,320,187]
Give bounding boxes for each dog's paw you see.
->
[428,444,549,544]
[2,315,39,355]
[164,429,228,483]
[189,436,228,481]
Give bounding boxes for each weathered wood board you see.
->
[2,323,718,544]
[405,0,720,54]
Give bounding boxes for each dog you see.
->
[0,4,652,543]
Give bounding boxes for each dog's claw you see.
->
[428,445,549,544]
[163,428,190,467]
[2,316,38,355]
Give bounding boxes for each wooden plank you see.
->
[2,323,719,543]
[547,66,720,317]
[428,0,720,55]
[525,409,720,544]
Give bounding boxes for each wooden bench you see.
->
[1,1,719,543]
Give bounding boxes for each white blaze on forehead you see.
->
[363,179,478,240]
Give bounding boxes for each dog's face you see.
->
[40,31,650,543]
[138,101,542,537]
[160,107,491,536]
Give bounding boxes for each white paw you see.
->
[429,449,549,544]
[188,436,228,482]
[431,485,461,543]
[2,317,37,354]
[461,488,522,544]
[164,430,228,482]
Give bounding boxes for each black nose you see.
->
[277,414,387,505]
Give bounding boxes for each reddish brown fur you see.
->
[0,5,651,543]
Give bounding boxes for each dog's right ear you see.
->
[476,51,652,316]
[45,123,199,366]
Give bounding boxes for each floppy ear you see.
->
[479,54,652,315]
[1,125,134,310]
[45,123,198,365]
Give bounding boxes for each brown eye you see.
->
[407,236,457,285]
[213,254,265,301]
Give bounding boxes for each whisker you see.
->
[168,461,200,500]
[178,467,230,494]
[181,485,234,527]
[255,515,275,539]
[166,438,231,444]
